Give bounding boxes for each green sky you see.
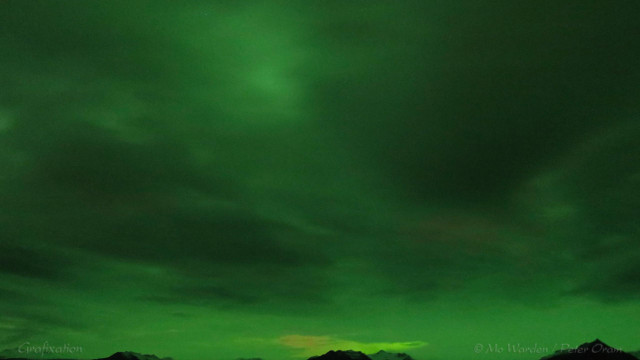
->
[1,1,640,360]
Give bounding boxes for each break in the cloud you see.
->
[278,335,426,357]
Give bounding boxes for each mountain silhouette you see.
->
[308,350,371,360]
[100,352,172,360]
[542,339,637,360]
[1,344,637,360]
[0,351,170,360]
[368,350,413,360]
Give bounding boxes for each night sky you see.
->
[1,2,640,360]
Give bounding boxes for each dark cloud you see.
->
[144,285,261,307]
[0,245,68,281]
[571,263,640,303]
[563,122,640,232]
[312,1,640,205]
[38,130,191,191]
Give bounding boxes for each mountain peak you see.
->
[104,352,169,360]
[579,339,606,347]
[308,350,371,360]
[541,339,636,360]
[368,351,413,360]
[580,340,610,349]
